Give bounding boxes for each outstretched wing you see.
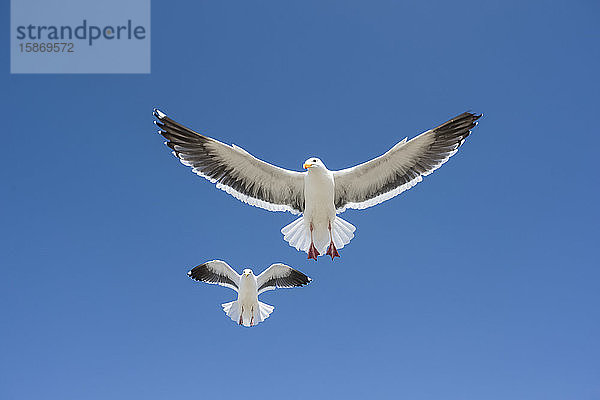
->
[256,264,312,295]
[333,112,481,212]
[154,109,305,214]
[187,260,241,292]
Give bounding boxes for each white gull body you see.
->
[281,158,356,259]
[230,269,264,327]
[303,161,336,253]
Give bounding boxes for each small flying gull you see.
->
[188,260,311,327]
[155,109,481,260]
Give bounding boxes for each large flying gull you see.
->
[188,260,312,327]
[154,109,481,260]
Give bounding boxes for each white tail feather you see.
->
[221,300,275,327]
[222,300,239,322]
[258,302,274,321]
[281,216,356,254]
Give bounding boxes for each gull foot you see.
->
[326,242,340,260]
[308,243,320,261]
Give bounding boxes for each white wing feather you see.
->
[187,260,241,292]
[256,264,312,295]
[333,112,481,212]
[155,109,306,214]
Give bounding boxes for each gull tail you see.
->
[221,301,275,327]
[257,301,275,323]
[281,216,356,255]
[330,216,356,251]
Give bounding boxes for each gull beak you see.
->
[303,163,312,170]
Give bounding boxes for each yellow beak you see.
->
[303,163,312,170]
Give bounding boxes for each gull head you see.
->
[242,269,253,277]
[303,157,326,171]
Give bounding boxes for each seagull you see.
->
[187,260,312,327]
[154,109,481,260]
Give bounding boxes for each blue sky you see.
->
[2,0,599,399]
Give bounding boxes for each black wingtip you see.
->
[153,108,166,120]
[187,265,203,281]
[295,269,312,286]
[187,270,198,281]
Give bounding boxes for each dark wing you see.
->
[333,112,481,212]
[187,260,240,292]
[256,264,312,295]
[154,109,305,214]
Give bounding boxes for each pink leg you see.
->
[250,306,254,327]
[239,305,244,325]
[326,221,340,260]
[307,222,320,260]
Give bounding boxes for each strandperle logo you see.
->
[11,0,150,74]
[15,19,147,46]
